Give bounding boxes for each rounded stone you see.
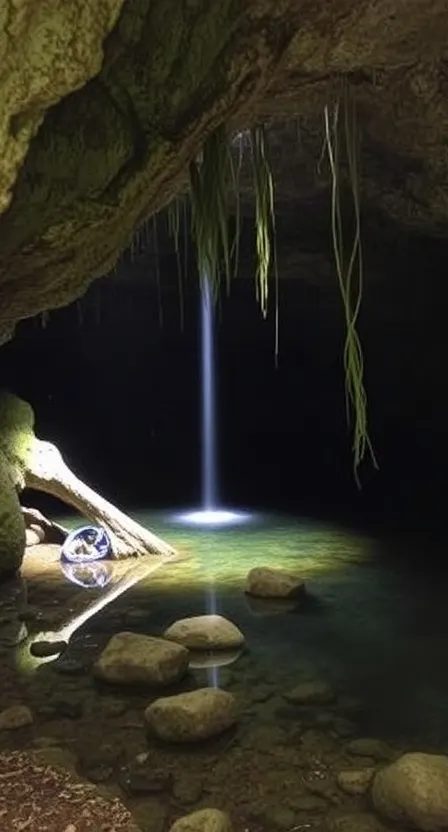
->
[164,614,244,651]
[145,688,238,743]
[93,632,189,687]
[284,680,335,705]
[372,752,448,830]
[337,768,375,796]
[0,704,33,730]
[245,566,305,599]
[169,808,232,832]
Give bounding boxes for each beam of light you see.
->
[16,557,171,672]
[201,274,217,511]
[173,509,252,527]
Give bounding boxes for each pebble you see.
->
[337,768,376,795]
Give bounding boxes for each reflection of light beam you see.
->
[16,557,172,672]
[205,580,219,688]
[174,509,251,527]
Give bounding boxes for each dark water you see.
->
[46,508,448,751]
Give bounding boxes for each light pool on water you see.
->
[47,508,448,751]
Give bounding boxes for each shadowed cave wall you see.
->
[1,220,447,535]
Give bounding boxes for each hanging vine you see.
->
[324,82,378,483]
[167,198,185,330]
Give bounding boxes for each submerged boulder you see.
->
[0,704,33,730]
[284,680,335,705]
[245,566,306,598]
[164,614,244,651]
[169,809,233,832]
[93,632,189,687]
[372,752,448,830]
[145,688,238,743]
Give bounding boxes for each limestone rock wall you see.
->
[0,0,448,344]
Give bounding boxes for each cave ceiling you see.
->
[1,0,448,343]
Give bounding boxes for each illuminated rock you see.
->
[245,566,306,599]
[93,632,189,687]
[164,614,244,651]
[145,688,237,743]
[169,809,233,832]
[372,753,448,830]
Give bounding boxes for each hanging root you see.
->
[167,198,185,330]
[324,82,378,484]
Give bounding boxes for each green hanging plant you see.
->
[188,126,234,298]
[324,82,378,484]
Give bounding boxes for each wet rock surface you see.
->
[245,566,306,598]
[169,809,232,832]
[164,615,244,651]
[372,752,448,831]
[93,632,190,687]
[145,688,238,743]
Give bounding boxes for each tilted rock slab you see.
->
[164,614,244,650]
[145,687,238,742]
[93,632,189,686]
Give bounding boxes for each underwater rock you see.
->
[164,614,244,651]
[261,807,296,830]
[169,809,232,832]
[172,773,204,806]
[93,632,189,687]
[345,738,396,761]
[120,763,171,796]
[324,811,388,832]
[0,750,141,831]
[245,566,306,599]
[284,680,335,705]
[30,638,68,657]
[31,745,78,777]
[336,768,376,796]
[145,688,238,743]
[131,798,167,832]
[372,752,448,830]
[0,703,33,730]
